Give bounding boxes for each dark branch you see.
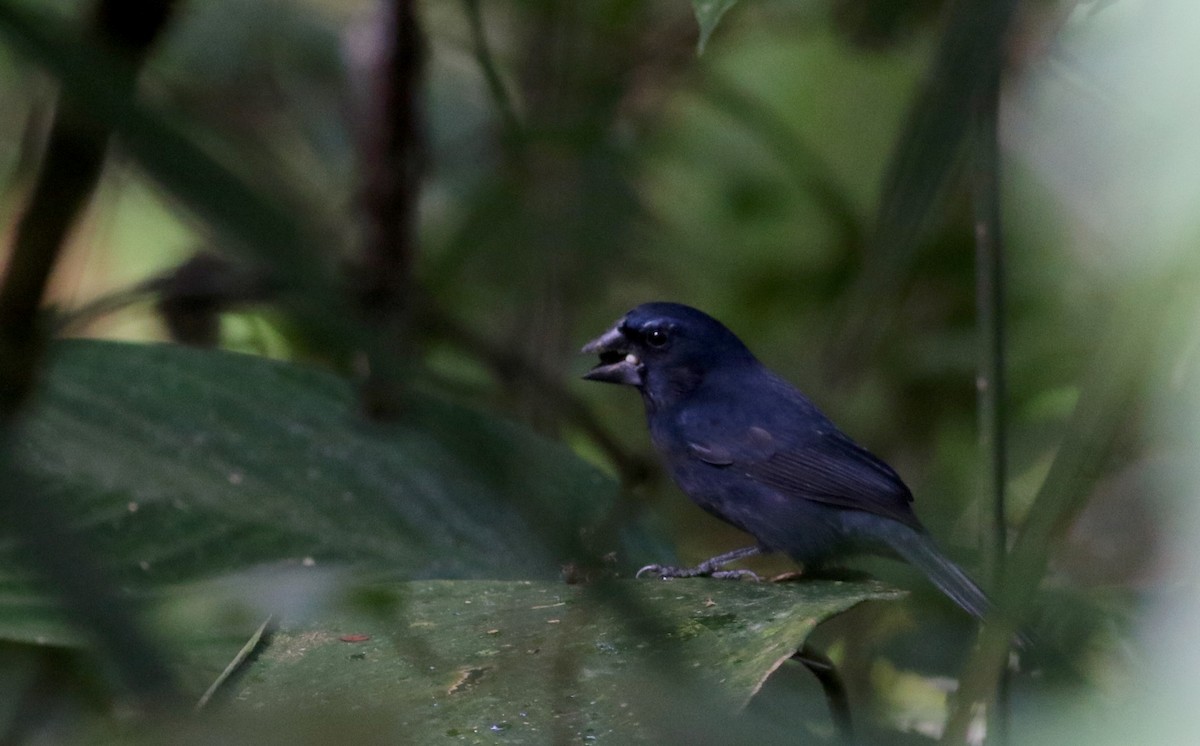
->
[793,643,853,745]
[0,0,183,707]
[356,0,427,418]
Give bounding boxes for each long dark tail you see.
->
[885,529,993,620]
[842,514,1032,647]
[880,526,1034,648]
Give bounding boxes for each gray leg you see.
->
[635,545,765,581]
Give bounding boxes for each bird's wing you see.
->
[686,421,924,531]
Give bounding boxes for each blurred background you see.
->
[2,0,1199,742]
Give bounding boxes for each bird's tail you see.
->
[852,518,1033,648]
[885,530,992,620]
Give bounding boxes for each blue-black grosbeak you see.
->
[583,302,1002,626]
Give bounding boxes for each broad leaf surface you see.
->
[0,341,624,644]
[214,579,900,742]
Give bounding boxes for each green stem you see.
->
[968,62,1010,746]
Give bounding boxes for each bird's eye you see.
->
[645,328,669,348]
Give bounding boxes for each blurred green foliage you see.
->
[2,0,1199,743]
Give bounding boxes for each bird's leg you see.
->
[636,545,764,581]
[696,545,764,579]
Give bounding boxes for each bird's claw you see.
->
[635,563,679,579]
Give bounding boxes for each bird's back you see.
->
[649,362,920,563]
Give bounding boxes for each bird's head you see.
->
[581,303,756,404]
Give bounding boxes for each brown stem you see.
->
[0,105,107,417]
[357,0,426,418]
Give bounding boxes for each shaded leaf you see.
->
[0,340,632,644]
[836,0,1019,358]
[872,0,1017,259]
[220,579,899,741]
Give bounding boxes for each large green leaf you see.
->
[153,578,899,744]
[0,340,630,644]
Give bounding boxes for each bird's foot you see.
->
[709,568,761,581]
[635,545,765,581]
[635,563,689,579]
[635,563,761,582]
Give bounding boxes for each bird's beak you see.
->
[581,322,643,386]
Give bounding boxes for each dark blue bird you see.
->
[582,302,996,623]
